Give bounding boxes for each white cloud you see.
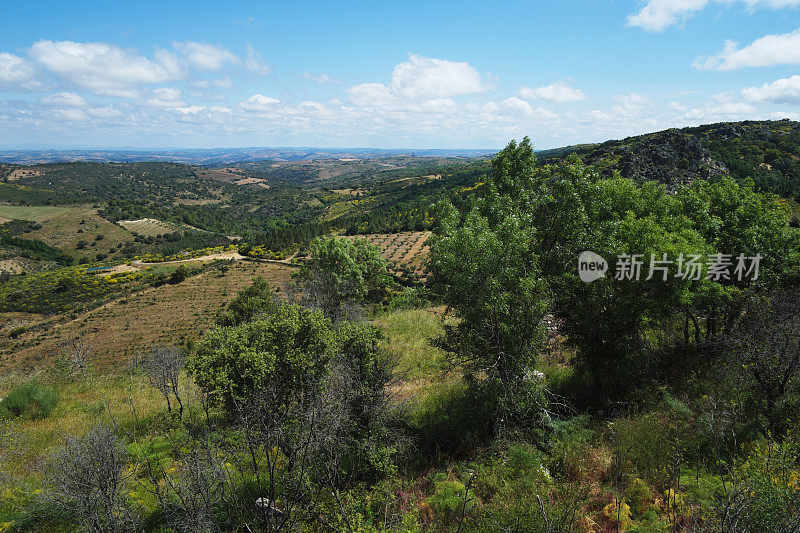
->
[39,92,89,107]
[518,82,587,102]
[87,106,122,119]
[239,94,281,111]
[345,54,490,110]
[626,0,709,31]
[389,54,490,99]
[500,96,533,115]
[175,105,207,115]
[145,87,185,108]
[627,0,800,31]
[346,82,395,107]
[0,52,39,89]
[304,72,336,84]
[694,28,800,70]
[244,45,271,76]
[173,42,238,71]
[613,92,650,107]
[51,107,87,121]
[742,75,800,104]
[29,40,183,97]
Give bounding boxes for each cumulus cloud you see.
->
[39,92,89,107]
[693,27,800,70]
[173,42,238,71]
[345,54,491,111]
[613,92,651,108]
[627,0,800,31]
[0,52,39,89]
[742,75,800,104]
[390,54,490,99]
[518,82,587,102]
[346,82,395,107]
[51,107,87,121]
[244,45,271,76]
[626,0,709,31]
[239,94,281,111]
[29,40,183,97]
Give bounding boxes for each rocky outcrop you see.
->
[584,129,728,188]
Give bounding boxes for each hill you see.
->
[0,147,493,165]
[539,119,800,199]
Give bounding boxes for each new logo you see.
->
[578,250,608,283]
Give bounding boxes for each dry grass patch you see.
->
[117,218,182,236]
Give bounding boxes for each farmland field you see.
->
[0,261,294,371]
[346,231,430,277]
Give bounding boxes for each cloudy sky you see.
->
[1,0,800,150]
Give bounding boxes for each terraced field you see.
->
[347,231,430,277]
[0,261,294,371]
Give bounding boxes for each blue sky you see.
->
[1,0,799,149]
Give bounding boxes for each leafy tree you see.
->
[292,236,389,322]
[189,303,333,410]
[428,138,550,426]
[215,276,280,326]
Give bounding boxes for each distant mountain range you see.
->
[0,147,494,166]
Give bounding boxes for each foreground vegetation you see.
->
[1,131,800,531]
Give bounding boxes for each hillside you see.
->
[539,119,800,199]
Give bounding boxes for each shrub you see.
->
[0,382,58,420]
[716,439,800,532]
[608,411,685,490]
[168,265,188,285]
[215,276,280,326]
[386,286,430,311]
[425,475,472,524]
[8,326,25,339]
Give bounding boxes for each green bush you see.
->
[716,439,800,532]
[425,475,472,524]
[0,382,59,420]
[386,286,430,311]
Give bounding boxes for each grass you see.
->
[0,371,173,479]
[0,205,77,223]
[19,206,134,260]
[377,308,448,382]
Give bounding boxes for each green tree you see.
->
[189,303,333,410]
[428,138,550,427]
[292,236,389,322]
[215,276,280,326]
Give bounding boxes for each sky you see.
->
[1,0,800,150]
